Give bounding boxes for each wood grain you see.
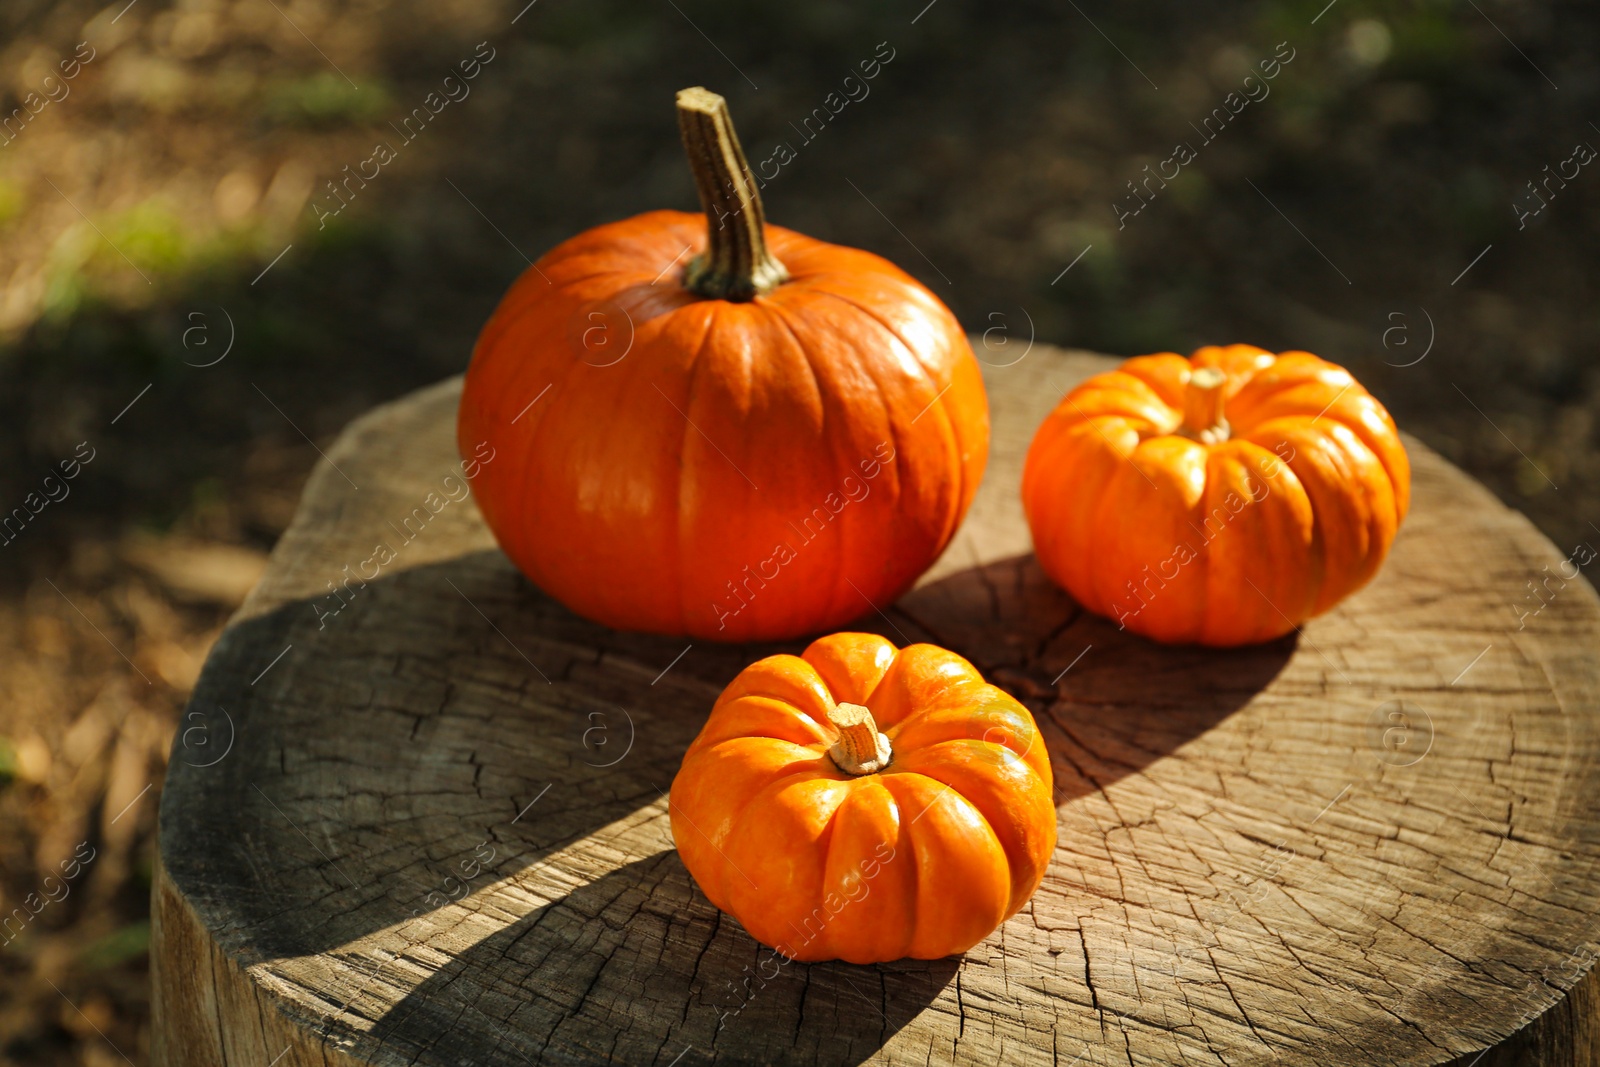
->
[152,344,1600,1066]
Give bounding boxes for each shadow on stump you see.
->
[161,547,1292,1064]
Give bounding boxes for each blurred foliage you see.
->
[263,72,394,127]
[0,179,25,229]
[78,922,150,972]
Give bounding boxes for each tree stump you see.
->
[152,345,1600,1066]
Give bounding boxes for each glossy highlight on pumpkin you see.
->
[1022,344,1410,646]
[669,633,1057,964]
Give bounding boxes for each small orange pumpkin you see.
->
[457,88,987,642]
[1022,344,1410,646]
[669,632,1056,963]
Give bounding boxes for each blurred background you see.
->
[0,0,1592,1061]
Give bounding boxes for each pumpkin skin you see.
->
[457,211,987,642]
[1022,344,1410,646]
[669,632,1056,964]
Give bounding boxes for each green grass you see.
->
[0,177,25,228]
[264,72,393,126]
[79,921,151,970]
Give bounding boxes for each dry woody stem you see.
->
[827,702,892,775]
[675,86,789,300]
[1180,366,1231,444]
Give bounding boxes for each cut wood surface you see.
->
[152,344,1600,1066]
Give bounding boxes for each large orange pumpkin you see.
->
[669,632,1056,963]
[1022,345,1410,646]
[457,88,987,642]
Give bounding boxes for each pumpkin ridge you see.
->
[716,687,838,729]
[1111,353,1191,409]
[811,776,878,959]
[891,697,1051,781]
[887,741,1045,914]
[808,287,970,553]
[502,304,598,597]
[473,233,640,346]
[542,210,706,281]
[807,286,957,408]
[1150,436,1212,643]
[853,662,898,711]
[1301,483,1332,620]
[544,264,655,293]
[812,778,916,962]
[1075,418,1144,619]
[712,657,833,715]
[1276,421,1395,616]
[701,695,834,752]
[880,770,1011,957]
[689,740,830,841]
[761,301,857,626]
[1310,401,1410,521]
[888,735,1046,791]
[1057,396,1154,446]
[716,743,835,788]
[506,231,692,308]
[800,633,898,706]
[670,740,820,909]
[671,306,722,633]
[1211,374,1312,432]
[782,294,912,560]
[467,290,547,382]
[1232,385,1358,435]
[878,689,1011,736]
[1223,358,1361,433]
[1063,373,1178,436]
[1199,441,1308,644]
[1020,419,1108,609]
[1076,410,1167,445]
[767,235,924,288]
[872,772,925,959]
[1289,427,1361,615]
[761,299,830,435]
[728,770,852,927]
[465,284,569,429]
[1085,434,1201,636]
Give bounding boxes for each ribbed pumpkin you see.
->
[669,632,1056,963]
[1022,344,1410,646]
[457,88,987,642]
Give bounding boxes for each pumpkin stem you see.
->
[826,702,892,776]
[1179,366,1231,444]
[675,86,789,301]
